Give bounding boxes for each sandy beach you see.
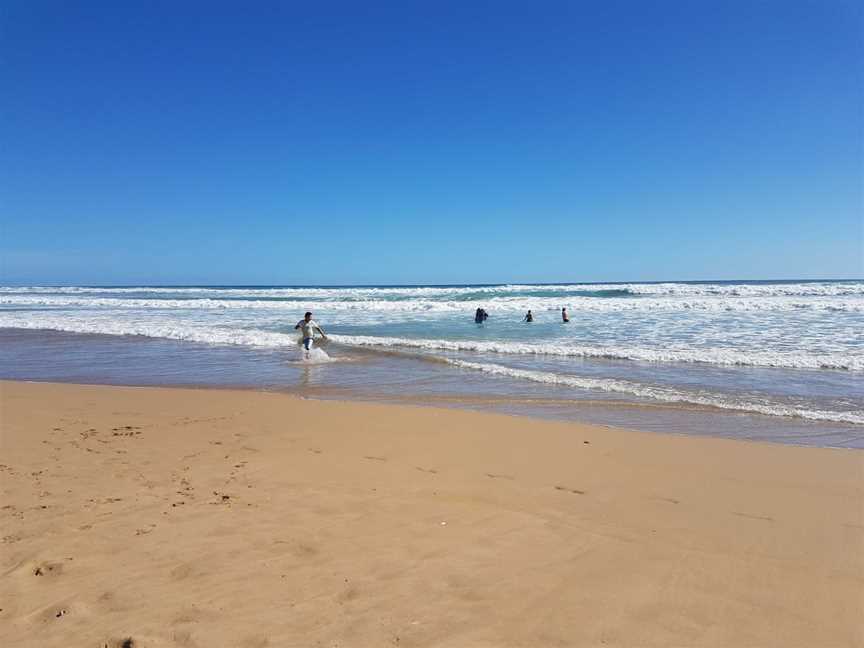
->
[1,380,862,647]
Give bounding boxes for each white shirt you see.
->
[297,319,318,338]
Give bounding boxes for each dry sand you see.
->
[0,380,862,647]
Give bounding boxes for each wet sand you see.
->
[1,381,862,647]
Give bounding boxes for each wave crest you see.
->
[331,334,863,372]
[444,359,864,425]
[2,294,862,313]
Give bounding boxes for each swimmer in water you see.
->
[562,307,570,323]
[523,310,534,323]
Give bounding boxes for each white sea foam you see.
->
[1,311,859,372]
[442,359,864,425]
[287,347,333,364]
[329,334,863,371]
[0,315,299,348]
[2,294,862,313]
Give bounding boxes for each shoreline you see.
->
[1,380,862,647]
[2,322,861,450]
[5,371,864,450]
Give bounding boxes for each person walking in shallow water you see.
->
[294,311,327,357]
[561,307,570,323]
[523,310,534,322]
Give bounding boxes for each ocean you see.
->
[1,280,862,447]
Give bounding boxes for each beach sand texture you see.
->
[1,381,862,647]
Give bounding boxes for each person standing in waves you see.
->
[295,311,327,357]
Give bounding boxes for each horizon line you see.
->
[0,277,861,289]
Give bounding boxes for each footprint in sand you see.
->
[364,456,387,462]
[485,473,514,481]
[211,491,232,504]
[28,598,86,624]
[170,563,196,580]
[415,466,438,474]
[554,485,586,495]
[732,511,773,522]
[111,426,142,438]
[32,561,65,577]
[177,477,194,494]
[135,524,157,536]
[649,496,680,504]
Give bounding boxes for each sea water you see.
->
[1,280,862,447]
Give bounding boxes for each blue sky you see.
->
[1,0,861,285]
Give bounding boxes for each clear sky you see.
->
[1,1,861,285]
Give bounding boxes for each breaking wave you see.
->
[329,334,863,371]
[442,359,864,425]
[0,280,861,299]
[2,294,862,313]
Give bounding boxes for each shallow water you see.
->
[2,330,862,449]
